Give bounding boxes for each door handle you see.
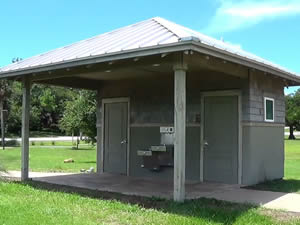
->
[203,140,209,148]
[121,139,127,144]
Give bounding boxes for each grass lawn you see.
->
[0,140,300,224]
[1,138,300,193]
[0,181,298,225]
[0,142,96,173]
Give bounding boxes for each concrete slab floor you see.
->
[3,172,300,213]
[31,173,240,200]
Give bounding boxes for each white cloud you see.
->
[225,41,242,50]
[203,0,300,34]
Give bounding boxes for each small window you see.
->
[264,97,274,122]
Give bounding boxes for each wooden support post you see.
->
[0,100,5,150]
[96,90,103,173]
[21,76,31,181]
[173,60,187,202]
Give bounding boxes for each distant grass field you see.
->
[0,142,96,173]
[30,140,83,146]
[1,138,300,193]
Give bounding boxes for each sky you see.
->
[0,0,300,94]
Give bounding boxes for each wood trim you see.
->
[200,96,204,182]
[238,94,242,185]
[242,122,285,127]
[101,97,130,176]
[127,99,131,176]
[264,97,275,122]
[100,101,105,174]
[200,89,243,185]
[130,123,200,127]
[102,97,130,104]
[201,90,241,97]
[96,93,102,174]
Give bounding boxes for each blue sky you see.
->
[1,0,300,94]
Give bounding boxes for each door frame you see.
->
[101,97,130,176]
[200,90,242,184]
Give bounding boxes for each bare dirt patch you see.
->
[260,209,300,223]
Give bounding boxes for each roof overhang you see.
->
[1,40,300,86]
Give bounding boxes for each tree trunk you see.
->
[289,125,296,140]
[0,100,5,150]
[72,131,74,146]
[77,136,79,150]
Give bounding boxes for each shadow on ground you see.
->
[246,179,300,193]
[23,180,258,225]
[67,148,95,151]
[78,161,96,164]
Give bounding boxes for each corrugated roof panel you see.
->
[101,25,165,53]
[0,16,299,79]
[65,20,160,59]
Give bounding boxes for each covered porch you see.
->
[17,50,247,202]
[33,172,241,200]
[1,16,299,204]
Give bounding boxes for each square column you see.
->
[21,76,31,181]
[96,90,103,173]
[173,63,187,202]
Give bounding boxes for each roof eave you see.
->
[0,42,193,79]
[0,40,299,85]
[189,40,300,85]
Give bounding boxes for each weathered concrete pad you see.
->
[3,171,300,213]
[209,188,300,213]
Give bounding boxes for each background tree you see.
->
[3,78,96,143]
[286,89,300,139]
[6,83,75,135]
[0,79,12,149]
[59,90,96,148]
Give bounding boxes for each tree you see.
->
[6,81,22,135]
[59,90,96,149]
[6,82,75,135]
[0,79,12,149]
[286,89,300,139]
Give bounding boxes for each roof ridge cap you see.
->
[152,17,182,39]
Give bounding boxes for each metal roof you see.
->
[0,17,299,81]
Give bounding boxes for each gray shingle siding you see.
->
[242,71,285,123]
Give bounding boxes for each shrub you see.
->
[0,140,20,147]
[31,141,35,146]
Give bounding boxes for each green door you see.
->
[104,102,128,174]
[203,96,238,184]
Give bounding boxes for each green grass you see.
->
[0,181,298,225]
[0,140,300,224]
[1,138,300,193]
[0,144,96,173]
[249,139,300,193]
[285,139,300,179]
